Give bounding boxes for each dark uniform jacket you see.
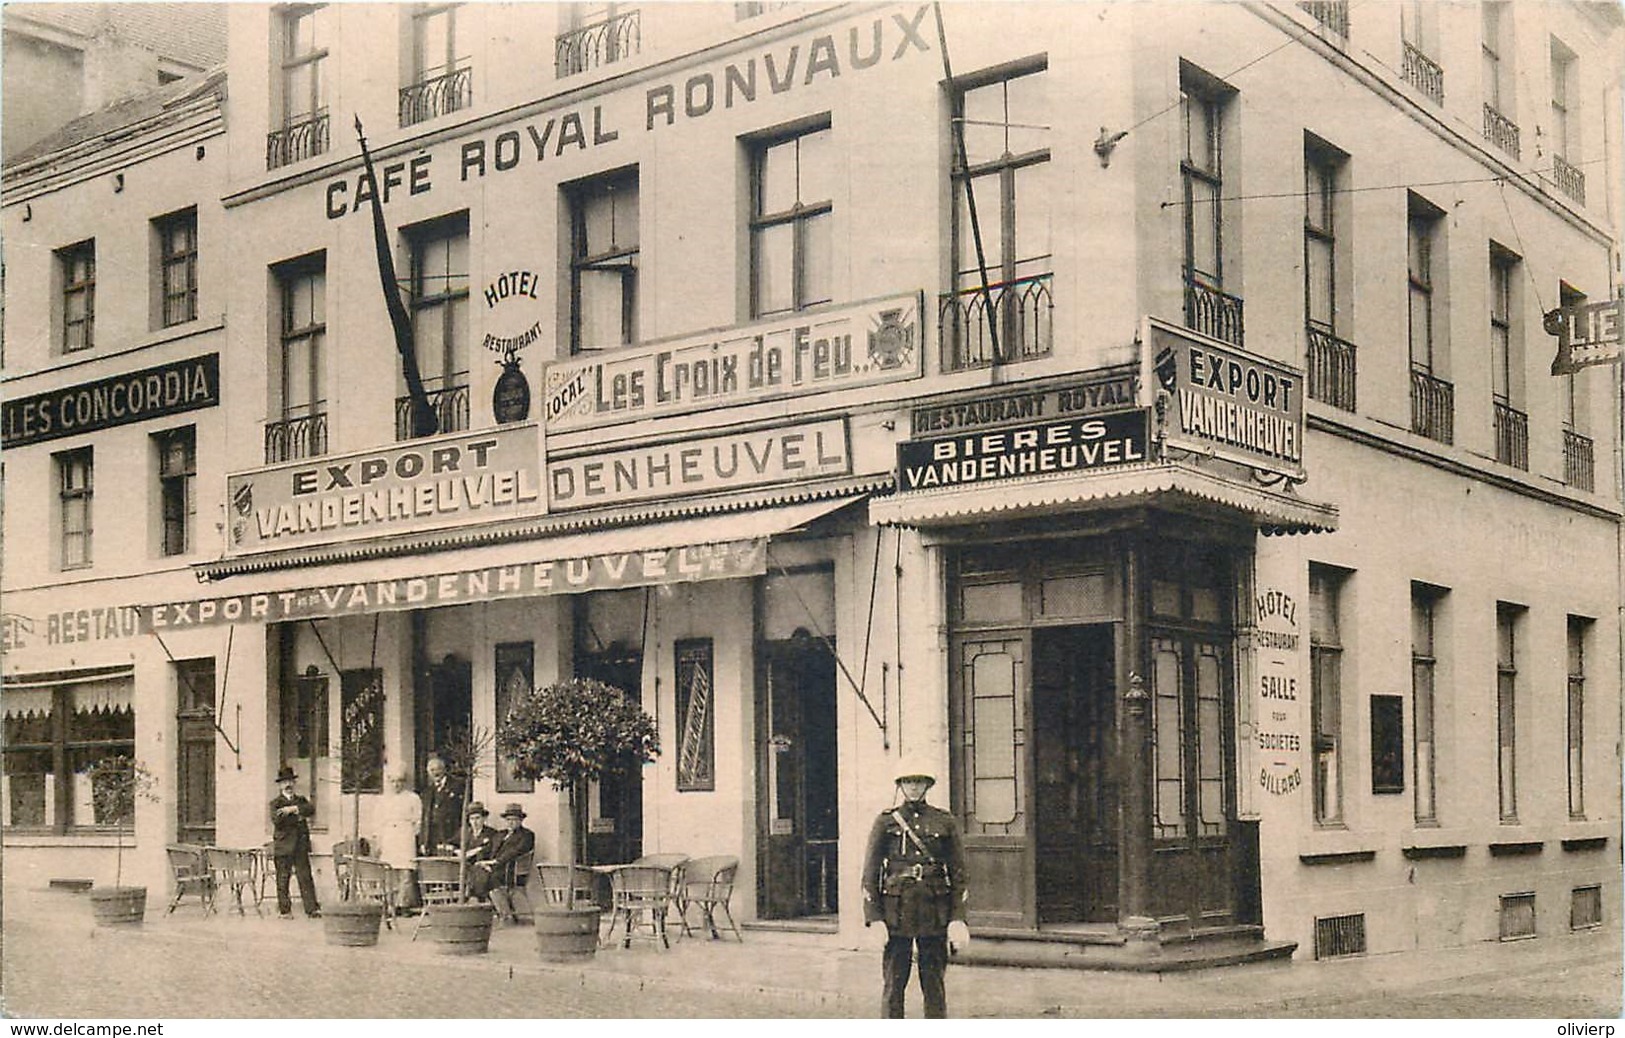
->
[420,780,464,853]
[460,822,500,863]
[485,825,536,887]
[269,793,315,857]
[861,799,968,936]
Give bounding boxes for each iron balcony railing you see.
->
[1552,155,1586,205]
[266,110,330,171]
[395,381,470,441]
[1402,41,1444,105]
[399,65,473,127]
[555,8,640,78]
[1409,368,1454,444]
[1493,400,1528,470]
[264,412,329,464]
[1183,274,1245,347]
[1306,325,1357,411]
[1299,0,1349,37]
[1482,104,1521,160]
[939,272,1054,372]
[1564,429,1595,491]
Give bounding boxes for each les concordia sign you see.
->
[227,424,544,554]
[543,295,921,433]
[1146,320,1305,481]
[2,354,220,448]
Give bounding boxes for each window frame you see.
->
[1549,40,1576,160]
[567,168,640,353]
[280,4,329,127]
[1496,603,1522,823]
[1180,80,1225,291]
[949,60,1051,292]
[2,682,135,834]
[156,209,199,328]
[406,214,471,395]
[749,120,834,318]
[59,240,96,354]
[1303,143,1340,334]
[1410,583,1443,825]
[412,3,463,84]
[1566,616,1589,819]
[276,254,327,425]
[156,426,197,558]
[57,447,93,571]
[1481,2,1509,113]
[1309,565,1347,827]
[1489,247,1516,405]
[1407,201,1442,374]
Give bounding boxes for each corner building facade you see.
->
[5,1,1621,965]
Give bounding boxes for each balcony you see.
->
[555,8,640,78]
[939,273,1053,372]
[264,412,329,464]
[1299,0,1349,37]
[1493,400,1528,470]
[1306,325,1357,411]
[1402,42,1444,105]
[1552,155,1586,205]
[395,382,470,441]
[1409,368,1454,444]
[1482,104,1520,160]
[266,111,330,171]
[1183,275,1244,347]
[1564,429,1595,491]
[400,65,473,128]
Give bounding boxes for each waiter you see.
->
[861,762,969,1018]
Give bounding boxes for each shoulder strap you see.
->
[890,809,936,862]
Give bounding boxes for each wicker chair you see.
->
[676,855,742,941]
[205,847,262,917]
[411,856,463,940]
[164,844,215,915]
[349,856,398,930]
[534,862,598,910]
[608,864,676,949]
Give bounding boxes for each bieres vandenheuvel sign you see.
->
[2,354,220,449]
[1146,321,1305,481]
[542,295,921,432]
[226,423,544,554]
[897,410,1149,492]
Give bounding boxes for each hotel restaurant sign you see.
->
[226,423,544,554]
[542,294,921,433]
[1145,320,1305,482]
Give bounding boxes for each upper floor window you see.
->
[1496,602,1524,823]
[556,3,640,79]
[1411,582,1446,825]
[1549,39,1577,159]
[1489,246,1520,405]
[269,254,328,463]
[402,215,471,439]
[155,208,198,328]
[567,168,639,353]
[1567,616,1591,819]
[750,122,832,319]
[1481,2,1510,113]
[1180,62,1241,346]
[1407,195,1445,375]
[270,5,332,168]
[944,61,1051,370]
[401,4,472,126]
[156,426,196,557]
[58,240,95,353]
[57,447,93,570]
[1304,136,1354,410]
[1309,565,1349,828]
[1402,1,1444,104]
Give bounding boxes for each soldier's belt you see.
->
[886,862,948,883]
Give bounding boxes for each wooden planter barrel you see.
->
[535,907,600,962]
[88,886,146,926]
[426,902,495,955]
[323,901,384,947]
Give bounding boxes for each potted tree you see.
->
[84,755,156,926]
[325,674,386,947]
[499,677,659,961]
[423,723,498,955]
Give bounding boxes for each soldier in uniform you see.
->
[861,763,969,1018]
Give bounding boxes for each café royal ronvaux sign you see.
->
[543,294,921,433]
[226,423,544,554]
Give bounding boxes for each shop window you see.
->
[1567,616,1590,819]
[1410,582,1445,823]
[56,447,93,570]
[155,426,196,557]
[339,669,383,795]
[154,207,198,328]
[749,120,832,318]
[675,639,715,792]
[1309,565,1348,826]
[2,678,134,833]
[566,168,639,353]
[1496,602,1524,822]
[1369,694,1404,793]
[58,240,96,353]
[493,642,535,793]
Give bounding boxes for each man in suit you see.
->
[419,755,463,855]
[473,802,535,924]
[458,801,500,899]
[861,763,969,1018]
[269,764,321,919]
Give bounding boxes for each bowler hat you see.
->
[466,801,488,818]
[274,764,297,784]
[500,802,527,820]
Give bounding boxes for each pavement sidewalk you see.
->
[6,885,1621,1018]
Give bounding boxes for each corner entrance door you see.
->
[577,647,644,865]
[417,655,472,781]
[175,659,217,846]
[1031,625,1117,924]
[757,634,839,919]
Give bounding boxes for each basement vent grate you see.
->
[1314,913,1366,959]
[1571,886,1602,930]
[1499,892,1537,940]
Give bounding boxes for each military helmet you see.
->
[894,758,936,788]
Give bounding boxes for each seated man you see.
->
[471,802,535,924]
[459,802,499,900]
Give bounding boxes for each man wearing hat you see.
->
[458,802,500,898]
[472,802,535,923]
[269,765,320,919]
[861,762,969,1018]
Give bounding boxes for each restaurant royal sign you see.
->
[226,423,545,554]
[542,295,921,433]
